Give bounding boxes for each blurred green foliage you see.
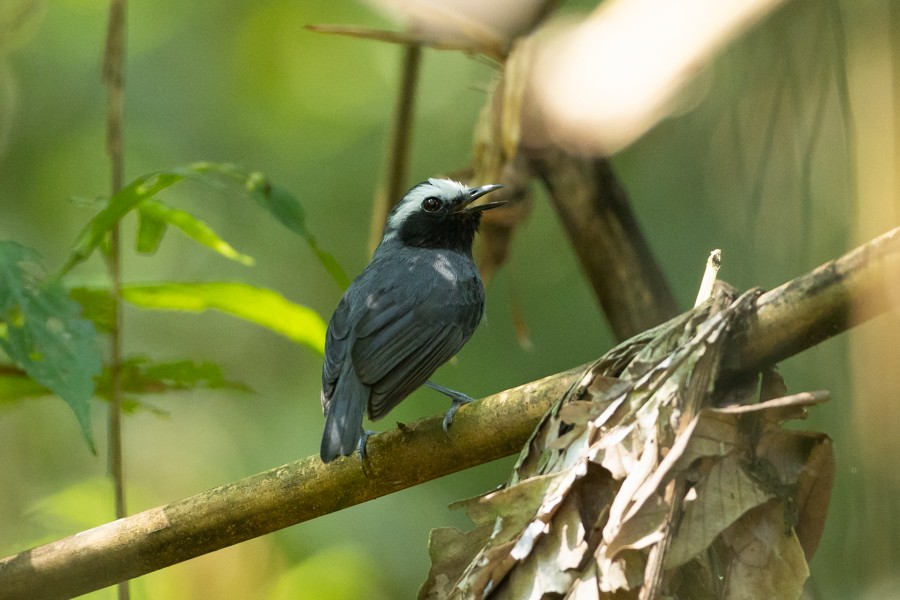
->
[0,0,896,598]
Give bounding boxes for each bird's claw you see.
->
[442,396,473,435]
[357,429,377,466]
[424,380,475,435]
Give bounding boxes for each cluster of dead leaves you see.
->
[420,285,834,599]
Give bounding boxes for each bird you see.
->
[319,178,504,463]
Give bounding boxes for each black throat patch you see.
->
[397,210,481,255]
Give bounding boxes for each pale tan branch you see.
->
[1,227,899,599]
[0,369,581,600]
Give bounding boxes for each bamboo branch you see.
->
[0,369,582,600]
[1,227,899,599]
[736,225,900,371]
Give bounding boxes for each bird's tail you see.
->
[320,366,367,463]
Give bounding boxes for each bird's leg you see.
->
[425,380,475,433]
[356,428,378,466]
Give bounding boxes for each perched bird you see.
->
[320,178,504,463]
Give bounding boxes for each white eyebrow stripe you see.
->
[386,179,468,231]
[387,186,429,231]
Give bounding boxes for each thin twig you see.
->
[102,2,128,599]
[368,43,422,254]
[1,226,898,599]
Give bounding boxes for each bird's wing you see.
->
[351,276,484,421]
[321,294,352,414]
[366,325,467,420]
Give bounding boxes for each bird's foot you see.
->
[357,428,377,466]
[442,397,473,433]
[425,380,475,434]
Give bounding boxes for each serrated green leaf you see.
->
[171,162,349,288]
[137,198,255,265]
[94,355,252,397]
[0,242,38,309]
[142,358,252,392]
[121,281,326,353]
[0,241,101,452]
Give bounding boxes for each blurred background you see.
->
[0,0,898,598]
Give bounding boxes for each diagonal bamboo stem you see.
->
[0,226,898,600]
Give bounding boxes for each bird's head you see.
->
[383,178,504,254]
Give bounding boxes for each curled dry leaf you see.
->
[471,47,535,286]
[420,283,833,599]
[467,42,539,348]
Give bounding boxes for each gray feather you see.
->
[320,361,368,462]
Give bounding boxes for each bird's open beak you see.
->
[460,184,505,213]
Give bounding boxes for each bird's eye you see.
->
[421,197,441,212]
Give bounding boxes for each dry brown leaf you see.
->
[472,80,534,287]
[467,472,562,535]
[790,435,834,560]
[502,499,588,598]
[420,524,494,600]
[721,501,810,599]
[421,285,831,599]
[666,455,774,569]
[564,566,601,600]
[755,428,834,561]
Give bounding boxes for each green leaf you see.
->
[135,207,169,254]
[58,162,348,289]
[142,358,251,391]
[0,368,49,404]
[0,241,101,452]
[121,282,327,353]
[137,198,255,265]
[188,162,349,289]
[3,353,252,416]
[241,171,350,289]
[59,168,194,276]
[68,287,116,333]
[95,355,253,397]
